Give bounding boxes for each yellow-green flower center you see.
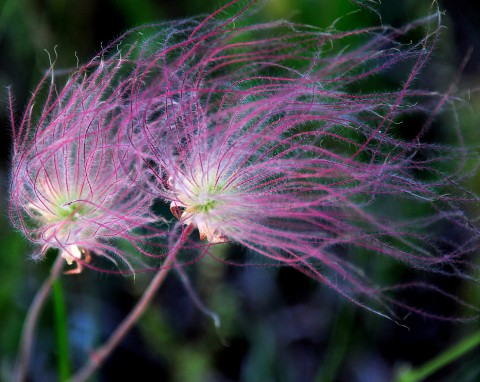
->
[169,171,227,243]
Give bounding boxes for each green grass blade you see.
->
[52,278,71,381]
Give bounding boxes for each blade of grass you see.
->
[52,278,71,382]
[395,329,480,382]
[314,304,354,382]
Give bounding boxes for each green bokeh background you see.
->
[1,0,480,381]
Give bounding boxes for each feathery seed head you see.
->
[126,3,479,317]
[10,56,156,273]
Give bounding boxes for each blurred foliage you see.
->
[1,0,480,382]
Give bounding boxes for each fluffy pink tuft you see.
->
[125,4,478,317]
[9,55,158,273]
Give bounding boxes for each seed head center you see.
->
[169,174,227,243]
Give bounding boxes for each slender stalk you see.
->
[70,226,192,382]
[395,329,480,382]
[14,255,64,382]
[52,277,71,381]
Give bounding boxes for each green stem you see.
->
[52,278,71,381]
[395,329,480,382]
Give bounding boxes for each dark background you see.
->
[1,0,480,381]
